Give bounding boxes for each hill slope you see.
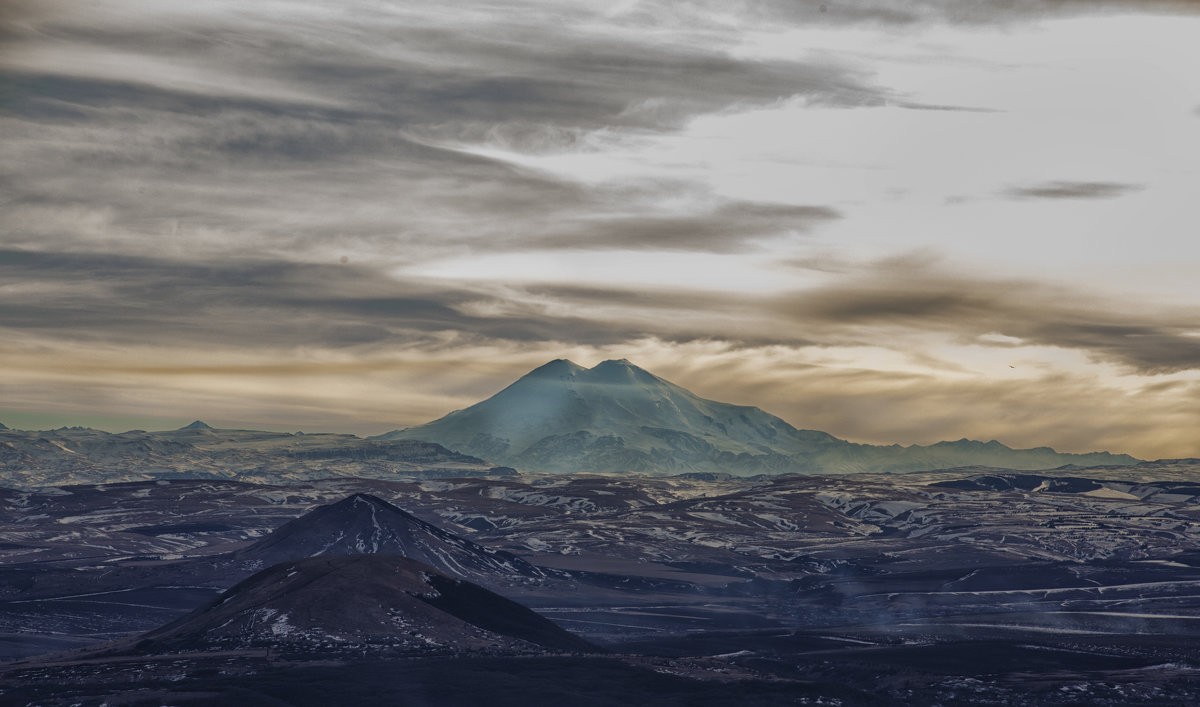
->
[232,493,542,583]
[131,554,590,654]
[380,359,1138,476]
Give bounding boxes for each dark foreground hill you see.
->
[7,471,1200,705]
[231,493,543,583]
[128,554,591,655]
[379,358,1138,476]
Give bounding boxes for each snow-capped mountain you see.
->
[378,358,1139,476]
[0,360,1140,483]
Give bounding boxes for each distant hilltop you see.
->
[0,425,506,489]
[377,358,1141,476]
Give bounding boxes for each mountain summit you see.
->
[380,359,1137,476]
[380,359,838,475]
[232,493,541,584]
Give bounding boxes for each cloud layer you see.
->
[2,1,1199,459]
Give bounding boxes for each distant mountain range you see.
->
[0,358,1141,485]
[377,358,1139,476]
[0,424,508,488]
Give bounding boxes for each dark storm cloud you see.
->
[527,284,741,313]
[0,0,868,264]
[0,244,793,354]
[1,3,884,132]
[523,283,798,346]
[3,2,1195,376]
[0,0,45,42]
[774,261,1200,374]
[524,202,841,253]
[1005,181,1143,200]
[714,0,1200,25]
[10,0,1174,286]
[898,102,1002,113]
[0,250,654,349]
[477,265,1200,375]
[4,241,1197,379]
[0,97,584,260]
[274,44,881,134]
[2,85,837,258]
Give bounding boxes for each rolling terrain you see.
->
[0,422,506,488]
[3,464,1200,703]
[124,553,591,655]
[0,365,1194,704]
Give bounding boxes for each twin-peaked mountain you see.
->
[379,358,1138,476]
[0,359,1141,483]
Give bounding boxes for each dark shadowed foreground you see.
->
[5,464,1200,704]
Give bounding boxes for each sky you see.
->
[2,0,1199,459]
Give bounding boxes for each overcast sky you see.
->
[2,0,1198,459]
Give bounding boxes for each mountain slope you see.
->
[130,554,590,654]
[380,359,1138,476]
[232,493,542,583]
[382,358,841,475]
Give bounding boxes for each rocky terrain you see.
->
[122,553,591,656]
[0,422,509,488]
[229,493,543,582]
[3,464,1200,703]
[0,365,1195,705]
